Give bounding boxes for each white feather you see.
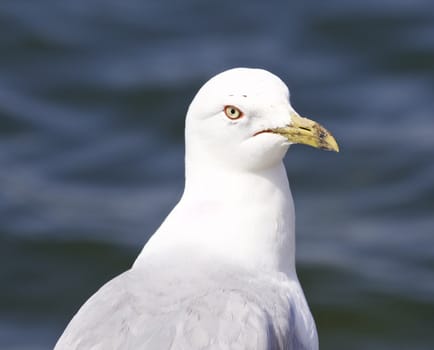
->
[55,68,318,350]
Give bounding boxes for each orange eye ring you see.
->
[224,105,243,120]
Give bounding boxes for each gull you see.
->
[55,68,339,350]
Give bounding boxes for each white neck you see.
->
[135,153,296,276]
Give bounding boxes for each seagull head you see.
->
[185,68,339,172]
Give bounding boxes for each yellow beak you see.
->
[271,112,339,152]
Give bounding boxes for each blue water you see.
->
[1,1,434,349]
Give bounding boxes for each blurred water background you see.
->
[1,0,433,349]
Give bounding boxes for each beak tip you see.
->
[331,141,340,153]
[322,134,339,153]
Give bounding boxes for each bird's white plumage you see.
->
[56,260,316,349]
[55,68,319,350]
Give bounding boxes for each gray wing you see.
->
[55,265,314,350]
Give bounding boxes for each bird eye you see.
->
[224,105,243,120]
